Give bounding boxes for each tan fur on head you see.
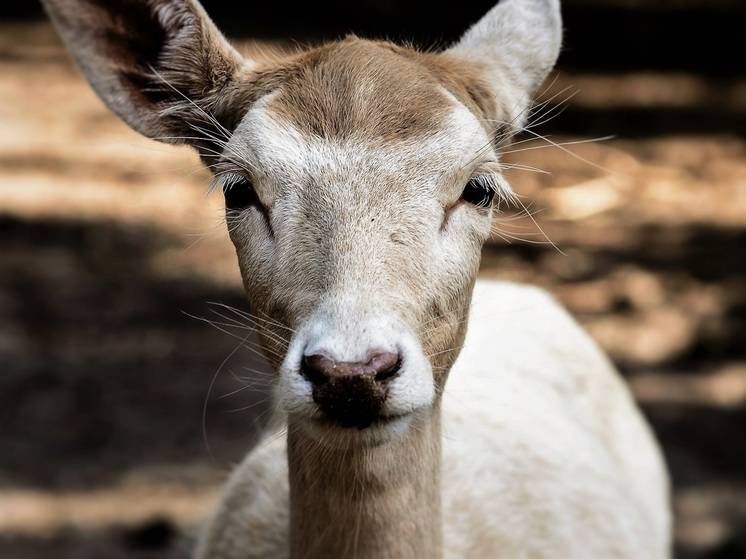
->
[41,0,560,158]
[260,38,499,143]
[268,39,455,141]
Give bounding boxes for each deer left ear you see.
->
[41,0,254,157]
[446,0,562,130]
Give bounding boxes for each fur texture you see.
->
[41,0,672,557]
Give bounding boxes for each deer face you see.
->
[223,41,506,436]
[43,0,561,441]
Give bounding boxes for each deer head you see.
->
[43,0,562,443]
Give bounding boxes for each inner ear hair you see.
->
[42,0,253,153]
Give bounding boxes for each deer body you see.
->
[42,0,671,556]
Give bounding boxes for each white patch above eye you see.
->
[224,86,497,194]
[233,92,313,181]
[437,88,496,165]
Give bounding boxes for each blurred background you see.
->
[1,0,744,557]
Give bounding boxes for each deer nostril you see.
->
[300,351,402,386]
[300,354,331,386]
[374,357,402,382]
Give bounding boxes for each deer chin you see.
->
[301,411,421,449]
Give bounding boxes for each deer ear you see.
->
[42,0,251,149]
[447,0,562,128]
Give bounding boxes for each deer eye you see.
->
[461,177,495,208]
[223,176,259,211]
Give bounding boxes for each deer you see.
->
[42,0,671,557]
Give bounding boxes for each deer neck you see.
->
[287,406,443,559]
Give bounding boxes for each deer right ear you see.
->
[42,0,253,150]
[446,0,562,130]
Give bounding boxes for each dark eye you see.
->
[461,177,495,208]
[223,177,259,211]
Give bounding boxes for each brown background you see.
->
[0,1,745,557]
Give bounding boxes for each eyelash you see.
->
[218,173,259,211]
[461,175,498,208]
[215,170,504,230]
[218,172,274,236]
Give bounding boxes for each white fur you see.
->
[196,280,671,558]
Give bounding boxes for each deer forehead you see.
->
[223,39,494,191]
[231,97,492,199]
[267,41,456,139]
[238,97,488,178]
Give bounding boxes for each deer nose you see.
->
[301,352,401,385]
[301,351,402,429]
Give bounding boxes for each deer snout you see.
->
[301,352,402,429]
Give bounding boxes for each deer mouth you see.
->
[315,411,410,431]
[311,374,389,429]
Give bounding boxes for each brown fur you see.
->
[242,37,500,144]
[267,39,453,141]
